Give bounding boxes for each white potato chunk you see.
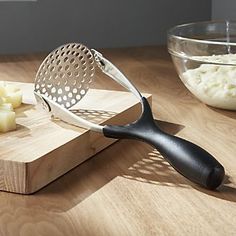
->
[0,103,13,111]
[0,82,22,132]
[0,111,16,132]
[0,96,4,105]
[0,82,22,108]
[0,86,6,98]
[4,91,22,109]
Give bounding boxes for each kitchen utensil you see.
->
[35,43,225,189]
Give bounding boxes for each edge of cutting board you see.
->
[0,82,152,194]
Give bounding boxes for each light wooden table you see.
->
[0,46,235,236]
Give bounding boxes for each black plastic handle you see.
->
[103,97,225,189]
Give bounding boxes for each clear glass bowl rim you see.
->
[168,20,236,47]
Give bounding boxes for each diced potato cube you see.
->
[0,97,4,105]
[0,85,6,97]
[4,91,22,109]
[0,82,22,132]
[0,103,13,111]
[5,84,20,93]
[0,82,22,108]
[0,111,16,132]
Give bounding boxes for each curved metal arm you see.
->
[34,92,103,132]
[92,49,143,102]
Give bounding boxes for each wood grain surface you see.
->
[0,82,151,194]
[0,46,235,235]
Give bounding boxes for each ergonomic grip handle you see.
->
[103,98,225,189]
[143,129,224,189]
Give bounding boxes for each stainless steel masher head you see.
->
[34,42,225,190]
[35,43,95,109]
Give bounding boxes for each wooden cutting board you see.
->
[0,82,151,194]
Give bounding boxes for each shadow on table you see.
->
[0,119,235,213]
[209,106,236,120]
[121,149,236,203]
[192,175,236,201]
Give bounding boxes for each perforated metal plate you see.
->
[35,43,95,108]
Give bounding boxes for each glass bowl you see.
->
[168,20,236,110]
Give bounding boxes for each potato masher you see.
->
[34,43,225,190]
